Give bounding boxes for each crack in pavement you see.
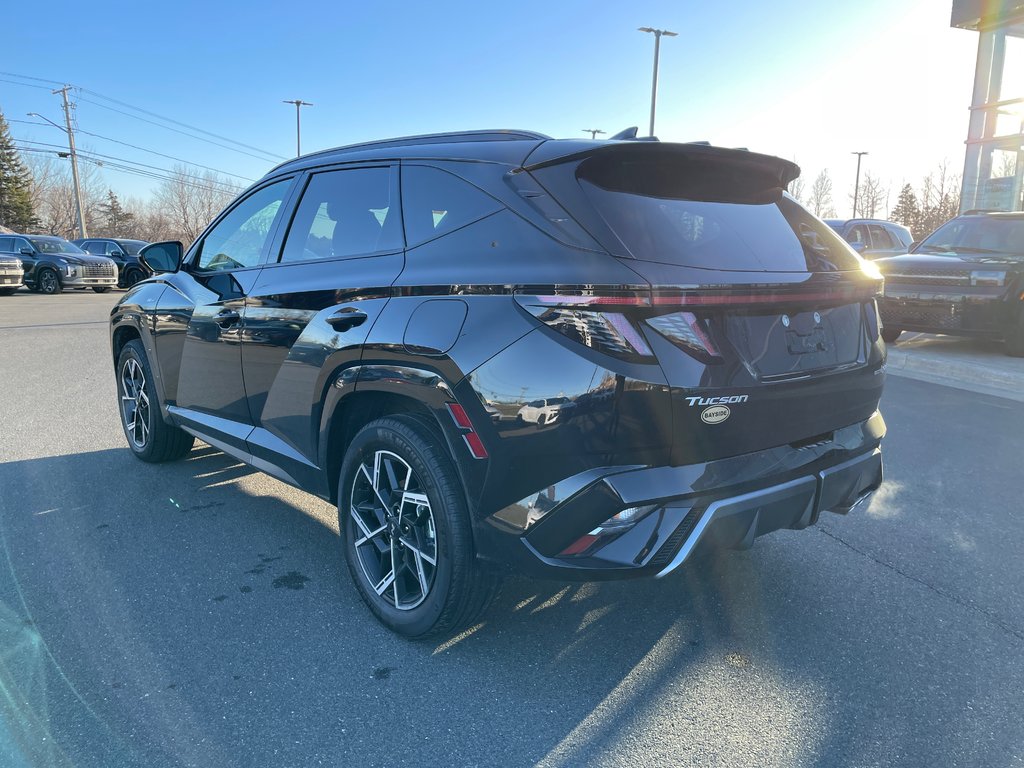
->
[818,526,1024,643]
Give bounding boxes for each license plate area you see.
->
[722,303,864,380]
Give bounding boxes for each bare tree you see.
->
[852,172,887,219]
[808,170,836,218]
[788,174,806,205]
[23,153,104,237]
[154,165,237,246]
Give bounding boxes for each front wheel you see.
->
[1005,317,1024,357]
[338,415,498,638]
[881,326,902,344]
[117,339,195,462]
[121,268,143,289]
[36,268,61,295]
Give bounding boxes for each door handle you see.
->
[326,307,368,331]
[215,309,241,328]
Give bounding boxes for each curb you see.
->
[885,346,1024,403]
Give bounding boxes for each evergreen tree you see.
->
[0,109,36,231]
[98,189,134,235]
[890,183,920,238]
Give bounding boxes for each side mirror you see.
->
[19,247,33,256]
[139,241,184,274]
[110,250,125,259]
[908,241,921,253]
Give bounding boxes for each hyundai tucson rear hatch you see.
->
[526,143,885,464]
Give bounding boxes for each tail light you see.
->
[645,311,720,362]
[558,504,659,557]
[514,294,654,360]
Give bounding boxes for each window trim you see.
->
[186,175,298,273]
[267,162,403,268]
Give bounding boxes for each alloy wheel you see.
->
[349,450,438,610]
[39,270,58,294]
[120,357,150,448]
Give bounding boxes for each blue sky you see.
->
[1,0,988,212]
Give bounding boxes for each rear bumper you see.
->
[478,411,885,580]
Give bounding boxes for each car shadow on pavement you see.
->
[0,445,1019,767]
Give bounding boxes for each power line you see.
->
[14,139,246,193]
[78,86,286,160]
[12,118,255,182]
[2,71,285,163]
[76,96,282,163]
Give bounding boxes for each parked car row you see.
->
[0,234,149,294]
[875,211,1024,356]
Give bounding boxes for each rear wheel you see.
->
[37,268,61,295]
[92,286,111,294]
[338,415,498,638]
[117,339,195,462]
[881,326,902,344]
[1005,317,1024,357]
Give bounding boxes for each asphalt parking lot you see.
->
[1,289,1023,767]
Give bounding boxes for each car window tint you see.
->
[869,225,895,249]
[197,180,290,271]
[402,165,503,246]
[846,225,868,245]
[280,168,399,262]
[0,238,12,252]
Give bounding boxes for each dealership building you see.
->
[955,0,1024,211]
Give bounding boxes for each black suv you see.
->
[73,237,150,288]
[876,211,1024,354]
[110,130,887,637]
[0,234,118,293]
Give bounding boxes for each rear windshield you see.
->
[577,154,862,272]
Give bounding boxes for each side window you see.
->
[401,165,503,247]
[0,238,12,252]
[891,226,912,247]
[846,224,868,246]
[196,180,291,271]
[14,238,32,253]
[280,167,399,262]
[868,225,895,249]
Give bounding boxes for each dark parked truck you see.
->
[0,252,23,294]
[109,130,887,637]
[876,211,1024,355]
[0,234,118,294]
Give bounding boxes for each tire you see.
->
[92,287,111,294]
[880,326,902,344]
[122,268,143,289]
[0,287,17,296]
[116,339,195,462]
[1005,319,1024,357]
[338,415,499,638]
[36,268,61,295]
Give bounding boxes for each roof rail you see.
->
[270,129,551,172]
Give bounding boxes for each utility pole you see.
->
[582,129,605,140]
[53,85,87,239]
[638,27,677,137]
[851,151,868,218]
[282,99,313,157]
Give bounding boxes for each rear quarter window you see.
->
[401,165,503,247]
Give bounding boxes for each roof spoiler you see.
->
[522,140,801,188]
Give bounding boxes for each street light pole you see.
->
[851,151,868,218]
[582,129,605,140]
[283,99,313,157]
[38,87,87,239]
[638,27,677,137]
